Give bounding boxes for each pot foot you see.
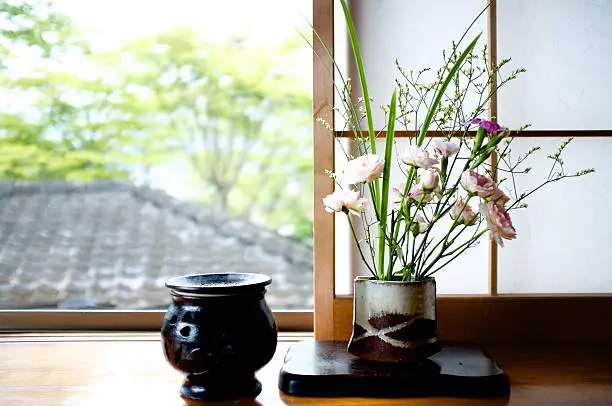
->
[180,373,262,401]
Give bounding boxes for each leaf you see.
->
[378,89,397,279]
[417,34,481,146]
[339,0,376,153]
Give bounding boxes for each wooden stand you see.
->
[279,341,510,398]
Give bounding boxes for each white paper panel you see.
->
[334,139,358,295]
[334,138,488,295]
[498,138,611,293]
[333,1,350,131]
[498,0,612,129]
[341,0,487,130]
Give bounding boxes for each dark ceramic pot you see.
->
[161,273,277,401]
[347,276,439,363]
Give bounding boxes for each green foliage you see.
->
[0,1,313,240]
[0,1,126,180]
[110,28,313,237]
[0,0,87,60]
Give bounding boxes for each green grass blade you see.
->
[378,89,397,280]
[417,34,481,146]
[303,22,365,144]
[339,0,376,154]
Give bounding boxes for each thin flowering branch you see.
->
[508,171,594,212]
[402,193,426,267]
[422,225,485,278]
[422,228,488,278]
[359,210,378,271]
[495,137,596,212]
[303,26,368,148]
[418,208,488,279]
[317,3,595,282]
[418,195,478,271]
[346,214,377,278]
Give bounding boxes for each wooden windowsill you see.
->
[1,333,611,405]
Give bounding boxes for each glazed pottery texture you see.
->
[348,276,439,362]
[161,273,277,401]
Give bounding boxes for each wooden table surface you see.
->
[1,333,611,405]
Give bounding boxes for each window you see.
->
[314,0,612,341]
[0,0,314,330]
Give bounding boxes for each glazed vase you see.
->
[347,276,440,363]
[161,273,277,401]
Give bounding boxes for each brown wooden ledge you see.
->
[0,332,611,405]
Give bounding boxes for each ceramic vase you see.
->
[347,276,440,363]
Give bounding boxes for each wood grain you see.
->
[0,310,313,332]
[487,0,499,296]
[333,295,612,343]
[333,130,612,138]
[312,0,336,341]
[1,333,611,405]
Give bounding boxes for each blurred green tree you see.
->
[0,0,131,179]
[113,28,313,238]
[0,1,313,239]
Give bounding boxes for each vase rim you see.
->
[354,276,435,285]
[166,272,272,295]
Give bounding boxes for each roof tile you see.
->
[0,181,313,309]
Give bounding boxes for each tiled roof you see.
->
[0,181,313,310]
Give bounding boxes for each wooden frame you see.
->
[0,310,313,332]
[488,0,499,295]
[313,0,337,339]
[312,0,612,342]
[333,130,612,139]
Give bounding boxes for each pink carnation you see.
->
[407,184,434,203]
[393,182,430,204]
[418,169,439,192]
[392,182,407,203]
[460,170,509,205]
[480,202,516,247]
[450,199,478,226]
[343,154,384,184]
[487,188,510,206]
[434,140,459,157]
[322,189,365,216]
[466,117,502,135]
[400,145,439,169]
[411,214,428,235]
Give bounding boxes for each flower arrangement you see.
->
[320,1,594,282]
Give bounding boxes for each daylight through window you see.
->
[0,0,314,311]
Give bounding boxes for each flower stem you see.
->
[346,214,376,278]
[422,229,488,278]
[378,90,398,280]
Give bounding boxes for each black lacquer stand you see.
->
[279,341,510,398]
